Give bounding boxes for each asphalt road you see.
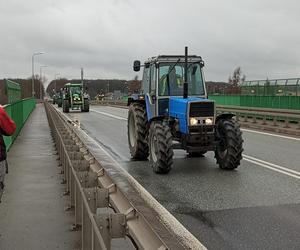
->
[63,105,300,250]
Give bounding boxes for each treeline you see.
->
[46,78,141,99]
[46,78,239,98]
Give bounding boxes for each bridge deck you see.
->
[0,104,80,250]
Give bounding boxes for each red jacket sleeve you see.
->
[0,107,16,136]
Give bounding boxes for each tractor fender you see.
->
[127,94,145,106]
[216,113,235,123]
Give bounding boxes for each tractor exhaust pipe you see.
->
[183,46,188,99]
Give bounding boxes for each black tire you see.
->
[57,99,62,108]
[82,99,89,112]
[127,103,149,159]
[215,118,243,170]
[63,99,70,113]
[149,122,173,174]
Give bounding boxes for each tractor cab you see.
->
[132,55,208,120]
[127,47,243,174]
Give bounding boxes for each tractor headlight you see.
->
[189,117,198,126]
[205,118,213,125]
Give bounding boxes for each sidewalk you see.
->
[0,104,80,250]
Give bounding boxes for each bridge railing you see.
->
[45,102,206,250]
[4,98,36,150]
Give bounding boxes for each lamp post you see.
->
[40,65,48,100]
[32,52,44,97]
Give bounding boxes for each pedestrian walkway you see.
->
[0,104,80,250]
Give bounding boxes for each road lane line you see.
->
[244,154,300,176]
[241,128,300,141]
[243,158,300,179]
[90,109,127,121]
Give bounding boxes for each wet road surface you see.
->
[63,105,300,250]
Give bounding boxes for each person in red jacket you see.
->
[0,105,16,202]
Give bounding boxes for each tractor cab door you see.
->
[142,63,156,120]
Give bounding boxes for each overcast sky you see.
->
[0,0,299,85]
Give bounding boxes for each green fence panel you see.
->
[3,98,36,151]
[209,95,300,110]
[5,79,21,104]
[208,95,241,106]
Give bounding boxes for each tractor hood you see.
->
[169,96,213,134]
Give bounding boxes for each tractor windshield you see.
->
[158,63,205,96]
[70,86,82,95]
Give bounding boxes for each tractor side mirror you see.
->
[200,61,205,68]
[133,60,141,72]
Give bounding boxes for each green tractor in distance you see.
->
[56,89,63,108]
[62,83,89,113]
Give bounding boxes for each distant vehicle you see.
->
[56,89,63,108]
[62,83,89,113]
[127,47,243,174]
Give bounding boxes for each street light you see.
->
[32,52,44,97]
[40,65,48,100]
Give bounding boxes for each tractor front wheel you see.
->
[149,122,173,174]
[215,118,243,170]
[62,99,70,113]
[127,103,149,159]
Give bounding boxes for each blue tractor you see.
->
[127,47,243,174]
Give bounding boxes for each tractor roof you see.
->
[65,83,82,87]
[145,55,202,64]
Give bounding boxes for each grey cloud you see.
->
[0,0,299,84]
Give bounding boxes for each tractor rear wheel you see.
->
[215,118,243,170]
[82,98,89,112]
[57,99,62,108]
[149,121,173,174]
[63,99,70,113]
[127,103,149,159]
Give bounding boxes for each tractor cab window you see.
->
[150,64,156,94]
[141,67,150,94]
[158,63,205,96]
[71,86,82,95]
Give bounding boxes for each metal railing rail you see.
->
[45,102,206,250]
[216,106,300,129]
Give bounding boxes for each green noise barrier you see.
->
[3,98,36,151]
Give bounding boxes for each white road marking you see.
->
[243,155,300,179]
[90,109,127,121]
[241,128,300,141]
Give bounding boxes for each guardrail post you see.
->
[273,116,278,126]
[94,213,126,249]
[284,117,290,128]
[82,187,109,250]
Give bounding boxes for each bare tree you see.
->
[228,67,246,86]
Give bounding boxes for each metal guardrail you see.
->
[216,105,300,129]
[45,102,206,250]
